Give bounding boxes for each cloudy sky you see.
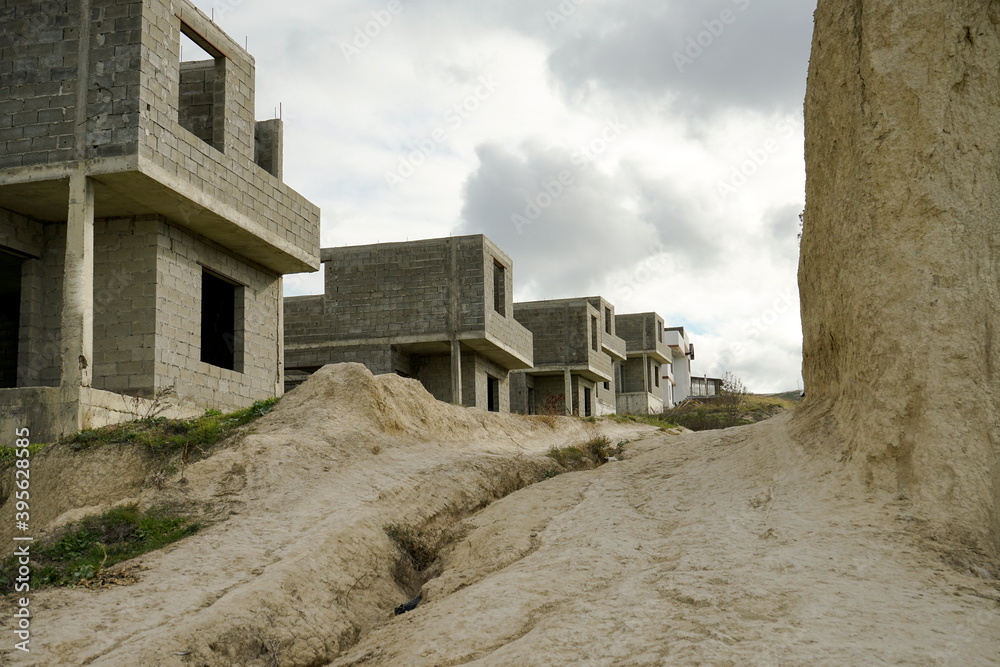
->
[189,0,816,393]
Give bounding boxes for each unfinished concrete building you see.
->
[509,297,626,416]
[664,326,694,407]
[614,312,670,415]
[283,235,533,413]
[0,0,321,440]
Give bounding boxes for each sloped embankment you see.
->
[0,363,654,666]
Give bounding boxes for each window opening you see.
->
[492,261,506,315]
[487,375,500,412]
[0,251,25,388]
[201,269,243,371]
[178,22,226,152]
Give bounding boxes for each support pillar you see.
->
[642,352,649,394]
[450,340,462,405]
[59,172,95,434]
[275,275,284,396]
[563,368,573,416]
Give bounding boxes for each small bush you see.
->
[0,504,199,593]
[384,524,438,570]
[546,445,588,468]
[531,414,559,428]
[547,437,613,469]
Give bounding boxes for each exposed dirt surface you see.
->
[2,364,998,665]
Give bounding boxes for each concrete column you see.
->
[450,340,462,405]
[61,172,95,390]
[275,275,284,396]
[642,352,649,396]
[563,368,573,416]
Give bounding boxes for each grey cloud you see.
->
[454,143,663,298]
[440,0,815,117]
[545,0,815,116]
[453,144,726,300]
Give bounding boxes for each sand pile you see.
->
[0,364,652,666]
[2,364,997,665]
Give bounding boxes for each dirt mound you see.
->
[0,364,652,666]
[333,414,1000,666]
[3,365,997,665]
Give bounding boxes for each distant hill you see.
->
[767,390,804,403]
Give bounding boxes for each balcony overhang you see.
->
[522,364,611,384]
[0,157,318,275]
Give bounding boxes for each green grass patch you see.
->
[384,524,438,570]
[0,443,49,471]
[0,504,199,593]
[659,393,792,432]
[66,398,280,459]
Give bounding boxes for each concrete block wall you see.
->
[621,356,648,394]
[92,216,158,396]
[307,236,488,343]
[86,0,143,160]
[514,301,590,367]
[585,296,627,361]
[0,206,44,255]
[467,352,510,413]
[254,118,282,180]
[509,371,532,414]
[413,353,452,403]
[594,378,615,415]
[616,312,669,360]
[0,0,81,168]
[136,0,320,258]
[0,0,145,166]
[532,375,568,415]
[153,218,283,411]
[178,60,218,149]
[18,225,64,387]
[0,0,321,268]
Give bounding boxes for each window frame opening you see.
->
[178,21,227,154]
[487,375,500,412]
[0,249,26,389]
[492,260,506,316]
[200,268,244,372]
